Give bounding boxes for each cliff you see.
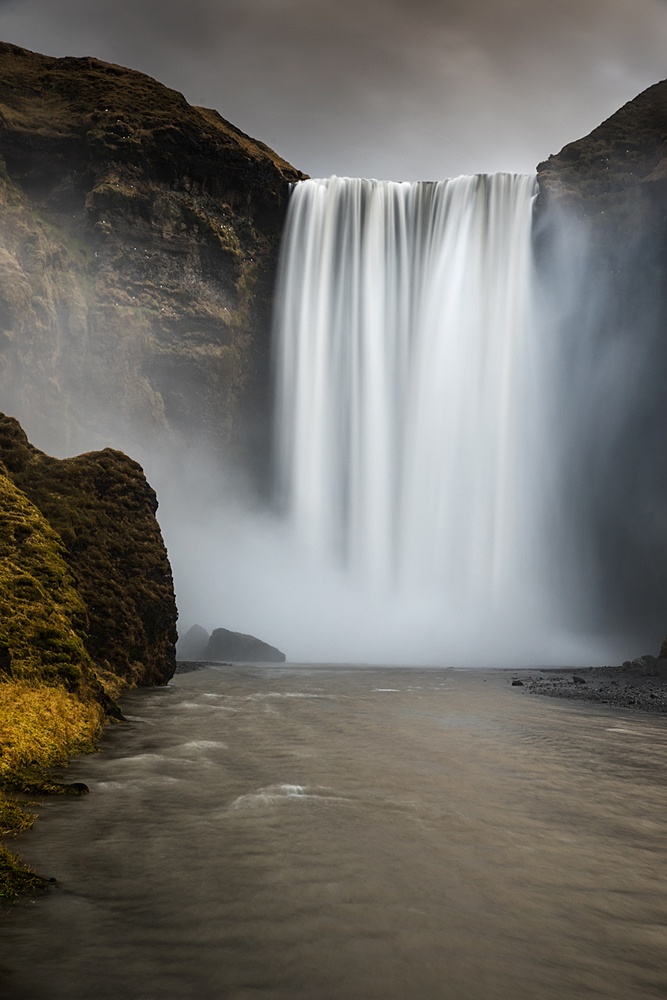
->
[0,412,178,897]
[534,81,667,653]
[0,413,177,686]
[536,80,667,249]
[0,41,303,474]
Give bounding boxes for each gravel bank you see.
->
[509,655,667,713]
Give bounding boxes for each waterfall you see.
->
[271,174,591,664]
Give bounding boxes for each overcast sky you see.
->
[0,0,665,179]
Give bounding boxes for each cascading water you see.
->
[271,174,604,665]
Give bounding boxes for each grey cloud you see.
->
[0,0,666,178]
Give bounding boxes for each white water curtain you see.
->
[273,174,545,636]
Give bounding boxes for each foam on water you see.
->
[230,783,347,810]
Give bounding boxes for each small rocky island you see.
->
[177,624,286,663]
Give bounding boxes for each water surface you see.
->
[2,664,667,999]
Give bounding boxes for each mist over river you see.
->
[3,664,667,999]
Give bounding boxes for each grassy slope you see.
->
[0,467,106,898]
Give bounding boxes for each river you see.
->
[2,664,667,999]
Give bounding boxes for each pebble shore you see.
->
[510,656,667,713]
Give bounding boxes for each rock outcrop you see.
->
[0,413,177,687]
[536,80,667,251]
[203,627,286,663]
[0,41,303,478]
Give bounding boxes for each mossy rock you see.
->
[0,413,177,686]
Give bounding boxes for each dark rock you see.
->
[0,640,11,675]
[64,782,90,795]
[0,41,304,484]
[622,655,657,670]
[511,679,524,686]
[534,82,667,651]
[0,412,178,687]
[203,627,286,663]
[572,675,587,684]
[176,624,210,661]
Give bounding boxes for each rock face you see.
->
[0,457,98,697]
[176,623,210,661]
[534,80,667,654]
[0,412,177,686]
[0,41,303,477]
[203,627,286,663]
[536,80,667,250]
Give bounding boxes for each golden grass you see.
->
[0,679,105,899]
[0,679,103,781]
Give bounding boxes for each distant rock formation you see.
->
[0,41,303,479]
[203,627,286,663]
[176,623,210,661]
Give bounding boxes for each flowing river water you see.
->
[3,664,667,999]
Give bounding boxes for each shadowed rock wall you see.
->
[0,412,178,687]
[0,42,303,478]
[534,80,667,653]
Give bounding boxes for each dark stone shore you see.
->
[509,655,667,713]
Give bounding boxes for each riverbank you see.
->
[509,655,667,713]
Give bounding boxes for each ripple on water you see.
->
[176,739,228,753]
[229,784,348,810]
[244,692,333,701]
